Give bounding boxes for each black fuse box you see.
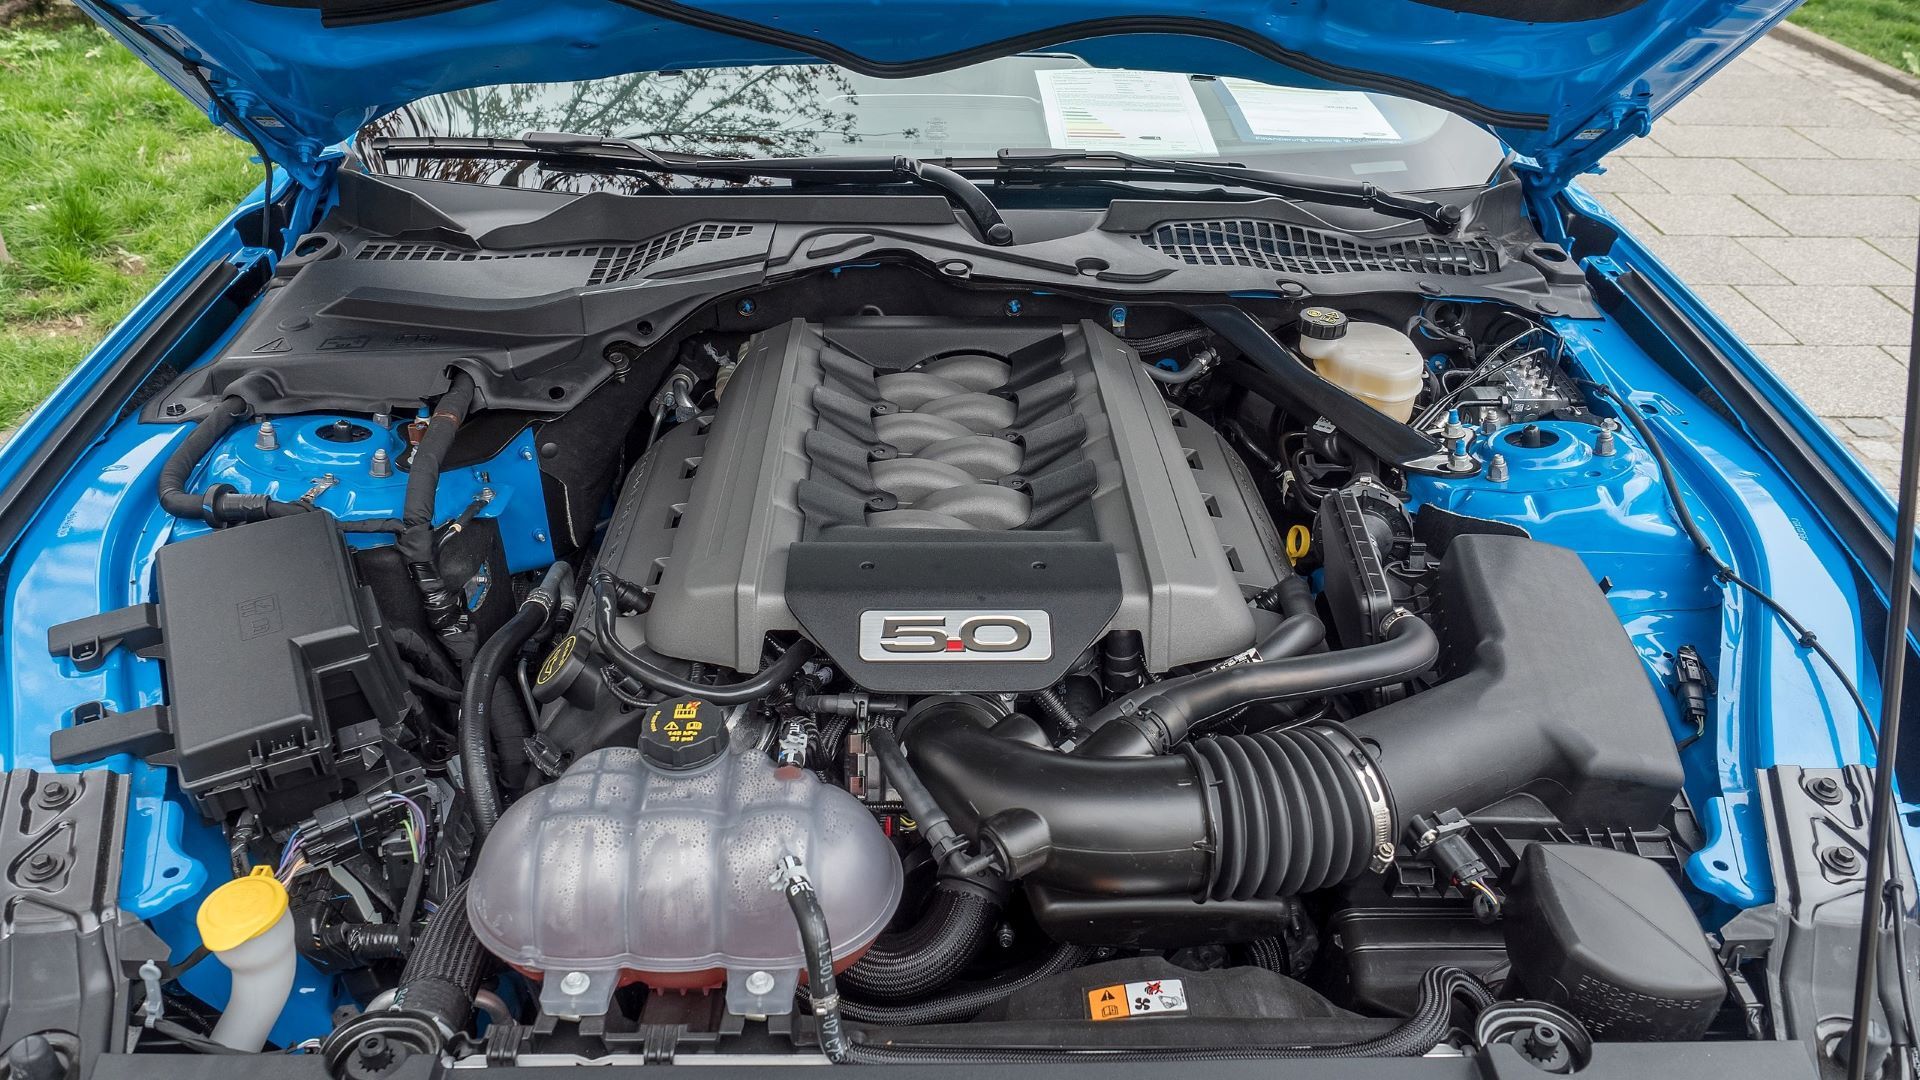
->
[49,512,411,823]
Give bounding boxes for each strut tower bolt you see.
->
[1443,415,1473,472]
[369,448,392,478]
[1488,454,1509,483]
[1594,419,1619,457]
[254,421,278,451]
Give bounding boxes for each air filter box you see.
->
[1503,843,1726,1040]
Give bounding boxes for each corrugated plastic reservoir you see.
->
[467,744,902,1018]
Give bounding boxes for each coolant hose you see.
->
[908,700,1390,900]
[777,857,851,1063]
[838,879,1003,1001]
[461,562,570,839]
[1078,612,1435,757]
[841,966,1493,1063]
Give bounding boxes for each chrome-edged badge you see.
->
[858,610,1053,662]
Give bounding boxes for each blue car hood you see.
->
[82,0,1800,190]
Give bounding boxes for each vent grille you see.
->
[1136,220,1498,276]
[354,223,755,285]
[592,224,755,284]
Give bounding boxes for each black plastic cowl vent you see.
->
[355,223,754,285]
[1136,219,1499,276]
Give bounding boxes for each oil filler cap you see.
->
[641,698,727,770]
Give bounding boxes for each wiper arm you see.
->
[988,147,1463,234]
[375,133,1013,246]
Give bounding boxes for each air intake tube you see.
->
[906,705,1394,900]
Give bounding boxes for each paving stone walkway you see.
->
[1588,33,1920,488]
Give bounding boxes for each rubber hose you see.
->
[391,880,486,1036]
[838,882,1001,1000]
[591,579,816,705]
[401,371,478,633]
[908,704,1383,900]
[1078,614,1436,758]
[1256,611,1325,659]
[781,868,851,1063]
[1143,358,1208,385]
[461,601,548,840]
[833,944,1096,1027]
[842,966,1492,1063]
[156,397,389,527]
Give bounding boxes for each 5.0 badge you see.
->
[858,609,1053,662]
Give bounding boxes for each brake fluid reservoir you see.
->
[1296,307,1425,422]
[467,698,902,1019]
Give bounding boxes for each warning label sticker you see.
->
[1086,979,1189,1021]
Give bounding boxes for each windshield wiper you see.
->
[985,147,1464,234]
[370,133,1014,246]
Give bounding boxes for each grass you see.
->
[1789,0,1920,76]
[0,14,257,429]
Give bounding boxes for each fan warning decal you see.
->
[1086,979,1189,1021]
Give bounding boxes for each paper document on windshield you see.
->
[1034,70,1218,156]
[1218,80,1399,141]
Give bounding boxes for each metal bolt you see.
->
[1375,842,1397,864]
[254,421,278,451]
[36,779,72,809]
[558,971,591,996]
[533,531,549,545]
[520,447,534,461]
[22,852,62,883]
[1821,846,1862,876]
[369,448,392,478]
[478,487,496,504]
[1806,775,1844,805]
[743,971,776,996]
[1594,420,1618,457]
[1488,454,1509,483]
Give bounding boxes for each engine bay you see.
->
[19,168,1849,1074]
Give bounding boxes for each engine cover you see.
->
[601,317,1282,691]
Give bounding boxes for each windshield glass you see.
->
[359,56,1503,194]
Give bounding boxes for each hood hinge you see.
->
[1515,83,1654,248]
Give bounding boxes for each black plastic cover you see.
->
[143,513,408,821]
[1503,843,1725,1040]
[1350,534,1685,828]
[0,770,155,1080]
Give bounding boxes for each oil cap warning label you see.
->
[1086,979,1189,1021]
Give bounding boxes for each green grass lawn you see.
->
[0,15,255,429]
[1790,0,1920,75]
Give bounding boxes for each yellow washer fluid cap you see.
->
[197,866,289,952]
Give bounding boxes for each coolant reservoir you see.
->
[467,700,902,1018]
[1296,307,1425,421]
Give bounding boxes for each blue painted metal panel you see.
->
[172,413,555,573]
